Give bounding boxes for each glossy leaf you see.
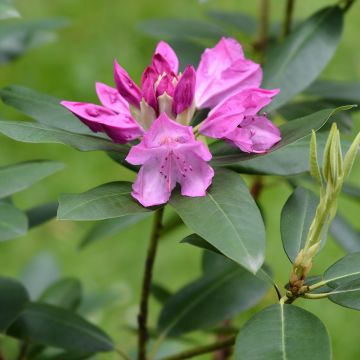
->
[158,252,269,336]
[0,0,20,20]
[263,6,343,111]
[0,121,125,152]
[137,18,226,39]
[0,160,63,199]
[211,107,351,167]
[235,304,331,360]
[306,80,360,106]
[26,202,58,228]
[7,303,114,352]
[80,213,150,249]
[0,19,68,64]
[170,169,265,273]
[181,233,220,254]
[330,213,360,252]
[0,201,28,241]
[324,252,360,288]
[207,10,256,35]
[281,187,319,262]
[58,182,152,221]
[39,278,82,311]
[0,277,29,331]
[329,278,360,310]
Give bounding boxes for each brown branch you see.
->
[282,0,295,37]
[159,337,236,360]
[254,0,270,55]
[137,207,165,360]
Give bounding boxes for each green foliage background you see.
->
[0,0,359,358]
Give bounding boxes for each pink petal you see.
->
[60,101,143,143]
[195,37,262,109]
[142,76,158,112]
[152,53,172,75]
[95,82,129,114]
[114,60,142,108]
[172,65,196,115]
[156,74,175,98]
[155,41,179,74]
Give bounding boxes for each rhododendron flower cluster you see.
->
[61,37,281,207]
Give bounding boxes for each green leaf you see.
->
[151,283,172,304]
[57,182,152,221]
[0,0,20,20]
[0,160,63,198]
[80,213,150,249]
[0,19,68,64]
[167,39,204,69]
[0,201,28,241]
[181,233,220,254]
[263,6,343,111]
[235,304,331,360]
[170,169,265,273]
[0,277,29,332]
[21,252,60,300]
[0,85,91,134]
[7,302,114,352]
[342,183,360,201]
[137,18,226,40]
[26,202,58,228]
[330,213,360,252]
[158,252,269,336]
[324,252,360,288]
[281,187,319,262]
[0,121,125,152]
[329,278,360,310]
[211,107,351,167]
[206,10,256,35]
[305,80,360,106]
[39,278,82,311]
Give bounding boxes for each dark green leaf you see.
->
[211,107,351,167]
[137,18,226,40]
[0,277,29,332]
[57,182,152,221]
[167,39,204,69]
[330,213,360,252]
[305,80,360,106]
[26,202,58,228]
[170,169,265,273]
[39,278,82,311]
[281,187,319,262]
[0,19,68,64]
[235,304,331,360]
[181,233,220,254]
[324,252,360,288]
[0,201,28,241]
[158,252,269,336]
[151,283,172,304]
[0,121,125,152]
[207,10,256,35]
[342,183,360,201]
[80,213,150,249]
[21,252,60,300]
[329,278,360,310]
[0,0,20,20]
[263,6,343,111]
[0,160,63,198]
[7,303,114,352]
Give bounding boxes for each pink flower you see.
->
[195,37,262,109]
[200,88,281,153]
[61,82,144,144]
[126,113,214,207]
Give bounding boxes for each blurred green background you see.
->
[0,0,359,358]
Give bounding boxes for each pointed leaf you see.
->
[170,169,265,273]
[263,6,343,111]
[158,252,269,336]
[26,202,58,228]
[309,131,322,184]
[58,182,152,221]
[0,201,28,241]
[0,277,29,332]
[0,161,63,198]
[7,303,114,352]
[329,278,360,310]
[235,304,331,360]
[0,121,125,152]
[281,187,319,262]
[181,233,220,254]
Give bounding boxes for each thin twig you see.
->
[159,337,236,360]
[343,0,357,12]
[17,342,29,360]
[282,0,295,38]
[138,207,165,360]
[254,0,270,56]
[116,347,132,360]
